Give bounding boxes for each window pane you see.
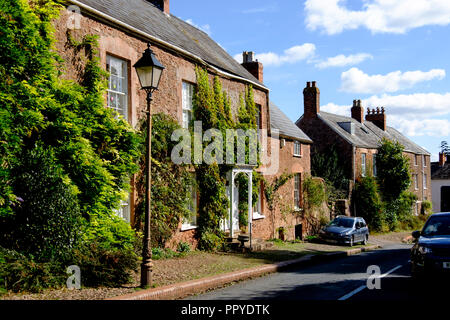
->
[107,55,128,120]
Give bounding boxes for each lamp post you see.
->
[133,43,165,288]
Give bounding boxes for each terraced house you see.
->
[296,81,432,215]
[55,0,315,247]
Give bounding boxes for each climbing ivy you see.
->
[192,68,260,250]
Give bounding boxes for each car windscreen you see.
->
[422,216,450,237]
[329,218,354,228]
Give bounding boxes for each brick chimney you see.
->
[351,99,364,123]
[303,81,320,118]
[241,51,263,82]
[148,0,170,14]
[439,152,447,166]
[365,106,387,131]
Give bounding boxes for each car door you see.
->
[359,219,368,241]
[355,219,363,242]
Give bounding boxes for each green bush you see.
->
[0,146,82,262]
[303,176,327,210]
[177,242,191,253]
[353,176,384,232]
[198,231,223,252]
[70,243,138,288]
[0,247,65,293]
[421,200,432,215]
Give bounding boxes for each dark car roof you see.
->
[429,212,450,217]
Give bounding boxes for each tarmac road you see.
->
[188,243,448,300]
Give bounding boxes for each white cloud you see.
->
[305,0,450,35]
[233,44,316,67]
[185,19,212,36]
[315,53,373,69]
[242,4,278,14]
[389,117,450,137]
[321,92,450,137]
[340,67,446,94]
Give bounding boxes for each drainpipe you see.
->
[352,145,356,217]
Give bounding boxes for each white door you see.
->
[232,186,240,232]
[222,182,240,233]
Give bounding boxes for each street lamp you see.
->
[133,43,165,288]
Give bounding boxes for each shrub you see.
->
[177,242,191,254]
[70,243,138,288]
[0,146,82,262]
[198,231,223,252]
[421,200,432,215]
[0,247,65,293]
[303,176,327,210]
[353,176,384,232]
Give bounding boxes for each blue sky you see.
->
[171,0,450,161]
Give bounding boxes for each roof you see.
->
[297,111,430,155]
[431,162,450,180]
[72,0,265,88]
[270,102,313,144]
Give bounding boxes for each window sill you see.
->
[293,154,302,158]
[294,208,304,213]
[253,214,265,220]
[181,225,198,232]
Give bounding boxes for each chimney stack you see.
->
[351,99,364,123]
[365,106,387,131]
[148,0,170,14]
[439,152,447,166]
[241,51,264,82]
[303,81,320,118]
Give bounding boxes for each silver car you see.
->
[319,216,369,247]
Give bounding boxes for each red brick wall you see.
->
[54,8,312,248]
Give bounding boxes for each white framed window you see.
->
[361,153,367,177]
[182,174,198,231]
[115,194,131,223]
[414,154,418,166]
[414,174,419,190]
[372,154,377,177]
[423,173,427,190]
[294,141,302,157]
[294,173,302,210]
[106,55,128,120]
[422,155,427,167]
[182,81,194,129]
[253,182,265,220]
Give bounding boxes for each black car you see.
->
[411,212,450,278]
[319,216,369,247]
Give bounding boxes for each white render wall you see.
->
[431,179,450,212]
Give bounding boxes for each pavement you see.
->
[108,244,381,300]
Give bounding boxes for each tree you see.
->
[353,176,384,232]
[441,141,449,155]
[376,138,411,202]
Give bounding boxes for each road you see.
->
[187,243,448,300]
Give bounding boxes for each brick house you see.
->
[431,153,450,213]
[55,0,314,246]
[296,81,432,215]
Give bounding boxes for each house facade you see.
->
[55,0,314,247]
[296,81,432,215]
[431,153,450,213]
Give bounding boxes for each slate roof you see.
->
[73,0,265,87]
[431,162,450,180]
[297,111,429,155]
[270,102,313,144]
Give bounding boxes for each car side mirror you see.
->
[412,230,421,239]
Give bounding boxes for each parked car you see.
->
[411,212,450,279]
[318,216,369,247]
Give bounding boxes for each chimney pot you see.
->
[303,81,320,118]
[366,106,387,131]
[351,98,364,123]
[241,51,263,82]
